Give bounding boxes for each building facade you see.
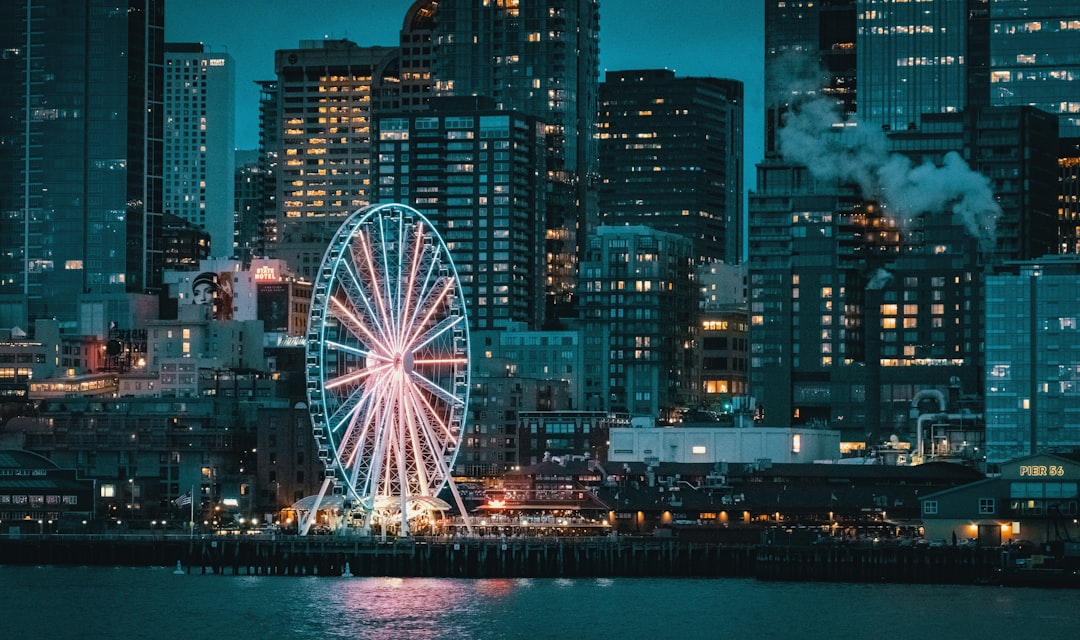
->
[374,97,548,331]
[606,424,840,466]
[428,0,600,321]
[748,160,986,443]
[269,40,399,282]
[0,0,165,331]
[472,321,590,410]
[517,410,627,466]
[985,257,1080,464]
[856,0,970,131]
[163,43,236,258]
[578,225,696,420]
[919,453,1080,546]
[765,0,857,154]
[597,70,744,264]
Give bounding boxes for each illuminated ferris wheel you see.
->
[304,203,472,536]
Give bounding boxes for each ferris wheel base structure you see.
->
[300,203,475,537]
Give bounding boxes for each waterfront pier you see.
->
[0,534,757,579]
[0,533,1040,585]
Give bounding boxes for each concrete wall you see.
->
[607,425,840,464]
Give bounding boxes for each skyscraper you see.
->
[597,70,744,265]
[428,0,600,322]
[374,97,548,331]
[985,257,1080,464]
[0,0,164,332]
[269,40,398,282]
[988,1,1080,138]
[164,43,236,258]
[754,1,1063,445]
[765,0,856,154]
[578,225,696,420]
[856,0,969,131]
[985,1,1080,255]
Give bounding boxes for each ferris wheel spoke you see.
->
[378,214,402,347]
[325,340,386,361]
[329,295,387,356]
[337,258,395,348]
[402,384,447,488]
[324,361,391,392]
[338,403,376,483]
[407,379,446,492]
[397,220,428,353]
[407,369,462,408]
[401,251,444,340]
[356,227,397,350]
[402,277,456,348]
[407,313,465,354]
[325,378,378,437]
[409,377,459,445]
[334,381,379,451]
[411,399,459,493]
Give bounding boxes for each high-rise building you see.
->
[756,1,1063,446]
[696,262,749,414]
[428,0,600,321]
[398,1,437,111]
[269,40,399,282]
[0,0,165,332]
[233,149,264,265]
[985,1,1080,255]
[856,0,970,132]
[764,0,856,154]
[988,1,1080,138]
[578,226,696,420]
[255,80,280,258]
[886,108,1059,263]
[163,43,235,258]
[374,96,548,331]
[749,173,985,440]
[985,256,1080,464]
[597,70,744,265]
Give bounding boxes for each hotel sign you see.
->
[255,265,277,281]
[1019,465,1066,477]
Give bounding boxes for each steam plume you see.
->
[774,59,1001,250]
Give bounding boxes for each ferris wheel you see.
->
[303,203,472,536]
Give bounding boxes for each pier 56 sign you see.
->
[1019,465,1066,477]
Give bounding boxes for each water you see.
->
[2,565,1075,640]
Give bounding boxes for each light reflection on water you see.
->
[2,566,1077,640]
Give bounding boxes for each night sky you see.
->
[166,0,765,176]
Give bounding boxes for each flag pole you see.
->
[189,485,195,538]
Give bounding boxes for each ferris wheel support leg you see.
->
[445,476,475,536]
[300,476,334,536]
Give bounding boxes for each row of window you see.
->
[0,494,79,505]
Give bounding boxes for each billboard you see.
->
[258,283,290,333]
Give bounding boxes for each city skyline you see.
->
[164,0,766,174]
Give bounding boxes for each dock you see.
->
[3,534,1063,585]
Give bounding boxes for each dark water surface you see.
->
[2,565,1074,640]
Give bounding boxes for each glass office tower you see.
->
[0,0,164,331]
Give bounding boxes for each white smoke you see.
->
[775,63,1002,251]
[866,268,893,291]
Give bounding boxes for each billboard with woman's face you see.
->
[191,271,234,320]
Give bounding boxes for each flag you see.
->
[174,491,192,508]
